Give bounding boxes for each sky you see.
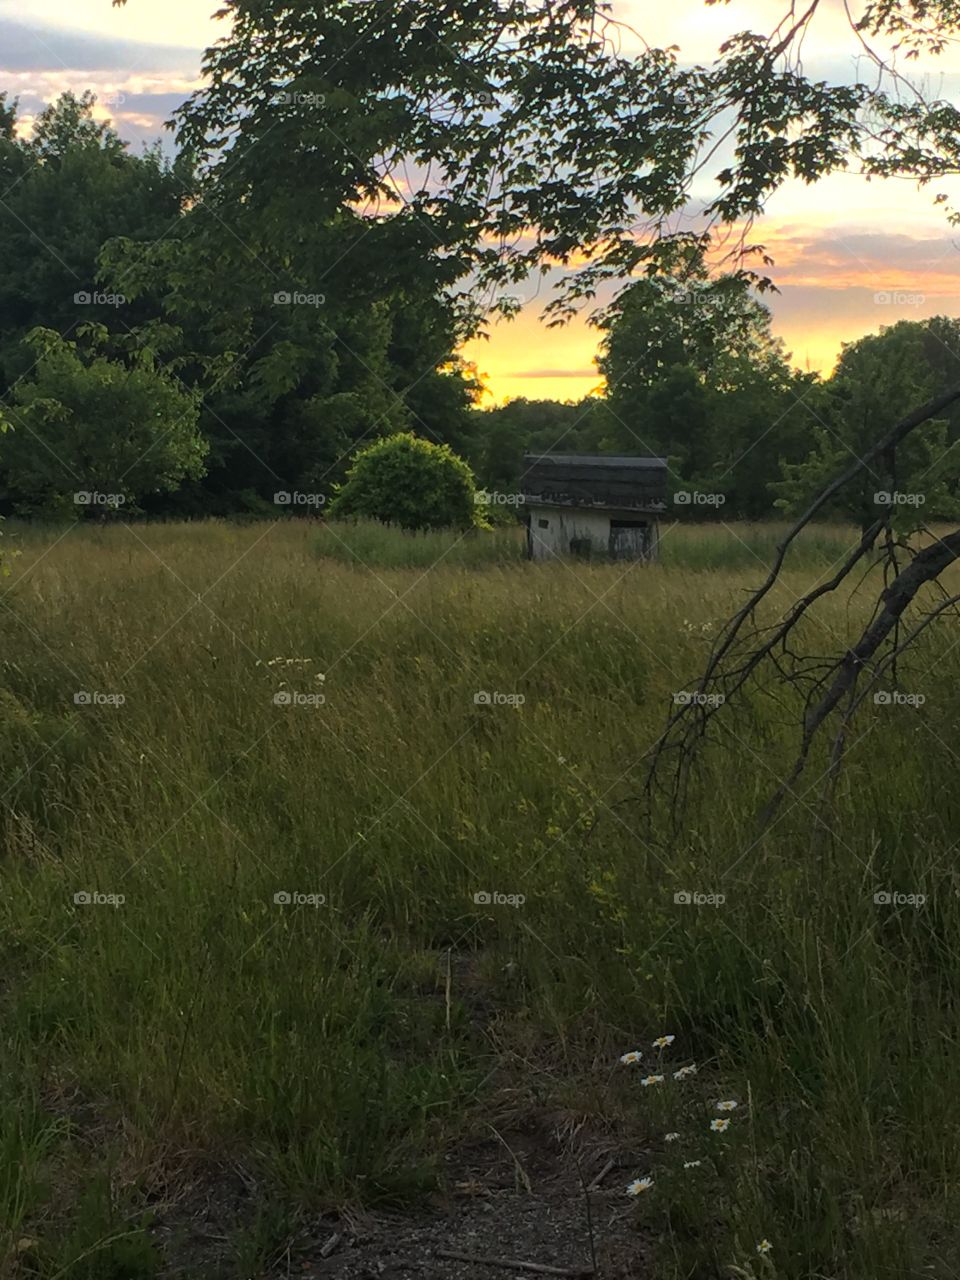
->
[3,0,960,404]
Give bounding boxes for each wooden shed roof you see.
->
[521,453,668,513]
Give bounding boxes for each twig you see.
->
[434,1248,594,1277]
[576,1157,598,1276]
[488,1124,533,1193]
[320,1232,341,1259]
[445,947,452,1032]
[587,1157,615,1191]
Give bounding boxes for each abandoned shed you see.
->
[521,453,668,562]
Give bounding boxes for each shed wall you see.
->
[527,504,659,562]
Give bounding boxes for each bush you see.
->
[0,328,206,515]
[328,432,479,531]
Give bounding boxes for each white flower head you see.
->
[710,1117,731,1133]
[626,1177,654,1195]
[756,1239,773,1255]
[683,1159,702,1169]
[673,1064,697,1080]
[641,1074,665,1087]
[664,1132,680,1143]
[652,1034,675,1049]
[715,1099,738,1111]
[619,1050,642,1065]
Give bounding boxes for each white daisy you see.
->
[626,1177,654,1195]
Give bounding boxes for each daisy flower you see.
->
[756,1239,773,1255]
[652,1034,675,1049]
[619,1050,642,1065]
[641,1074,665,1087]
[626,1177,654,1195]
[664,1132,680,1143]
[710,1118,731,1133]
[673,1064,697,1080]
[683,1160,702,1169]
[715,1100,738,1112]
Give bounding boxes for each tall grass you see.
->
[314,518,525,567]
[312,515,886,573]
[0,518,958,1277]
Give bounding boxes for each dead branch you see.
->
[642,379,960,831]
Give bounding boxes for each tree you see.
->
[0,93,191,397]
[776,321,960,530]
[328,432,479,531]
[465,398,607,495]
[0,328,206,515]
[115,0,960,323]
[598,272,812,515]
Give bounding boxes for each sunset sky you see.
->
[3,0,959,403]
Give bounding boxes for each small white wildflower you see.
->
[652,1034,675,1049]
[756,1239,773,1256]
[619,1050,642,1065]
[710,1117,731,1133]
[715,1100,738,1112]
[664,1132,680,1143]
[673,1064,697,1080]
[683,1159,702,1169]
[626,1177,654,1195]
[641,1074,665,1087]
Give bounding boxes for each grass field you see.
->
[1,518,958,1278]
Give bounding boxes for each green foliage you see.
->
[122,0,960,321]
[0,90,480,517]
[329,432,480,530]
[0,329,205,515]
[598,272,814,516]
[0,93,189,396]
[775,319,960,529]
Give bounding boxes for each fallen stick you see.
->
[587,1157,615,1192]
[319,1231,341,1258]
[434,1248,594,1276]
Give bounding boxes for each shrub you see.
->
[328,432,479,531]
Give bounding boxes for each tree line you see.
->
[0,90,957,527]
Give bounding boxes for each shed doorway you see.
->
[608,518,651,561]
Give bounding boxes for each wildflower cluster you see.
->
[257,657,326,680]
[618,1035,770,1259]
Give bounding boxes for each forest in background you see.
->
[2,90,958,528]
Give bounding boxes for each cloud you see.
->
[0,17,200,74]
[761,225,960,296]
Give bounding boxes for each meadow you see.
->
[1,517,958,1279]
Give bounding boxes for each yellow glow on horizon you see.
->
[463,308,603,406]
